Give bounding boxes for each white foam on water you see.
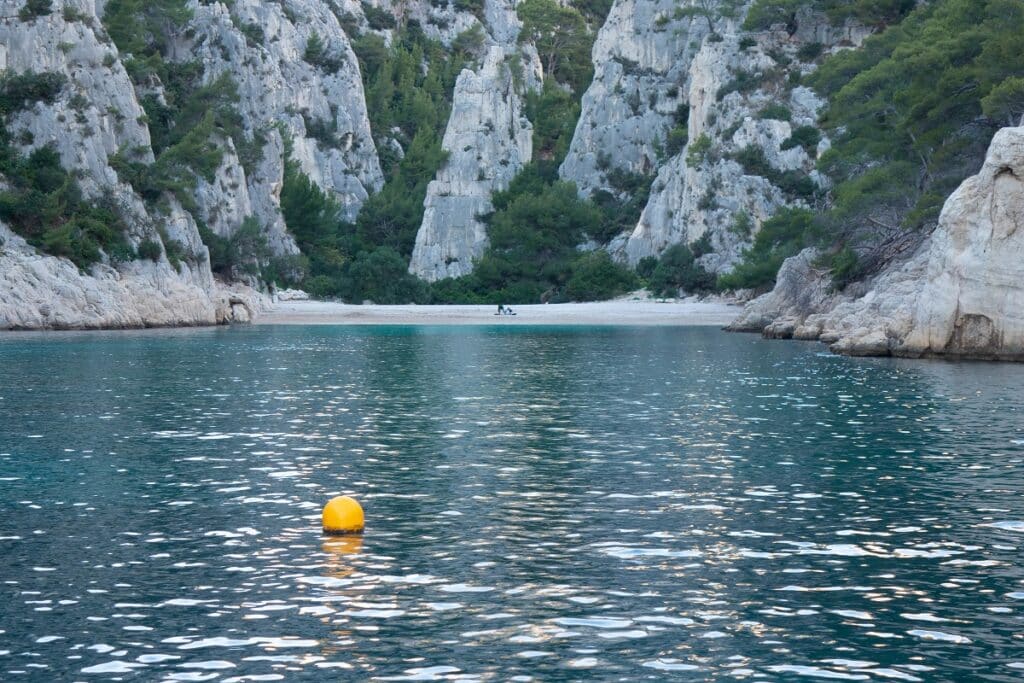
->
[80,661,143,674]
[906,629,971,644]
[642,658,699,671]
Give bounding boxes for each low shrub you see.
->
[758,104,791,121]
[137,239,162,261]
[19,0,52,21]
[718,208,819,291]
[646,242,715,296]
[781,125,821,155]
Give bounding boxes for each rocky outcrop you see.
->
[0,0,281,328]
[0,0,232,319]
[182,0,383,229]
[726,247,836,335]
[408,0,540,282]
[558,0,707,197]
[617,17,834,273]
[0,223,267,329]
[0,0,151,195]
[895,126,1024,359]
[730,126,1024,361]
[409,44,538,281]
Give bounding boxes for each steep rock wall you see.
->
[617,11,849,272]
[730,126,1024,361]
[558,0,707,197]
[182,0,383,231]
[0,0,223,317]
[408,0,540,282]
[0,223,265,329]
[0,0,274,327]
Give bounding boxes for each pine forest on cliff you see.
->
[1,0,1022,306]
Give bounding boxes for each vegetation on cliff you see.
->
[727,0,1024,290]
[277,21,469,302]
[427,0,646,304]
[0,72,134,269]
[5,0,1023,306]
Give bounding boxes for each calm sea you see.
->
[1,326,1023,681]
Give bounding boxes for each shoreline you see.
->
[255,300,742,327]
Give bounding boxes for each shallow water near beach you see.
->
[2,325,1024,681]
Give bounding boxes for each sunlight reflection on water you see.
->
[1,326,1024,680]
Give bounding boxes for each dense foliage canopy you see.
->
[727,0,1024,289]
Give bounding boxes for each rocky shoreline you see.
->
[0,224,267,331]
[728,126,1024,362]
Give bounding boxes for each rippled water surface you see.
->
[2,325,1024,681]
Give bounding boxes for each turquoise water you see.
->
[1,325,1024,681]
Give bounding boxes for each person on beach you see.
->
[497,304,505,315]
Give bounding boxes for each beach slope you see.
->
[256,300,740,326]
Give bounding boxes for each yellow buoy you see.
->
[322,495,365,535]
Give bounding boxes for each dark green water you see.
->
[1,326,1023,681]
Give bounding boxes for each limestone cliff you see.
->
[182,0,384,226]
[408,0,540,282]
[409,44,539,281]
[730,126,1024,361]
[0,0,230,327]
[558,0,707,197]
[604,5,866,273]
[0,0,380,327]
[618,31,820,272]
[0,222,264,328]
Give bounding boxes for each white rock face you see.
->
[730,126,1024,361]
[0,0,182,251]
[387,0,481,46]
[0,0,274,327]
[897,126,1024,359]
[723,248,833,334]
[0,223,266,329]
[409,0,541,282]
[559,0,707,197]
[621,26,826,272]
[192,134,294,261]
[194,137,254,239]
[182,0,384,227]
[247,133,299,256]
[1,0,150,193]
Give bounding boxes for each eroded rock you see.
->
[730,126,1024,361]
